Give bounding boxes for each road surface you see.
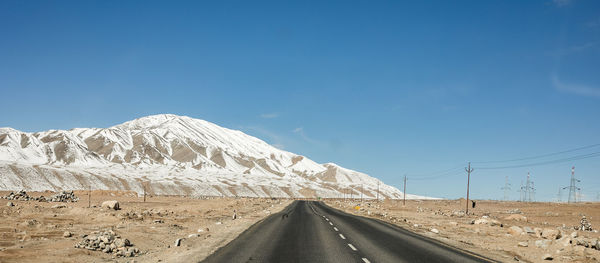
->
[202,201,494,263]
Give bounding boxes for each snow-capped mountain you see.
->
[0,114,431,199]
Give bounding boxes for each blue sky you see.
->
[1,0,599,201]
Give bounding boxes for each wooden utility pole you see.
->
[403,175,407,206]
[465,162,474,215]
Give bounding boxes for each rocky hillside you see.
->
[0,114,431,199]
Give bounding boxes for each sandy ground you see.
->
[325,199,600,263]
[2,190,599,263]
[0,190,290,263]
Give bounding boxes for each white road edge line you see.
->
[348,243,357,251]
[339,234,346,239]
[333,227,338,231]
[362,258,371,263]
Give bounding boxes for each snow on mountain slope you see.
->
[0,114,433,199]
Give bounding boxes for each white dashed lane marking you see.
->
[333,227,338,231]
[329,222,333,226]
[362,258,371,263]
[348,243,357,251]
[339,234,345,239]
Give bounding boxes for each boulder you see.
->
[504,214,527,222]
[523,226,535,234]
[535,239,552,249]
[508,226,523,236]
[542,229,561,240]
[473,218,500,226]
[174,238,183,247]
[570,231,578,239]
[518,241,528,247]
[542,254,553,260]
[63,231,72,238]
[101,201,120,210]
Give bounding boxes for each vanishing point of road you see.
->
[202,201,495,263]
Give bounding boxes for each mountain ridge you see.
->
[0,114,432,199]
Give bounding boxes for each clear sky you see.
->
[1,0,599,201]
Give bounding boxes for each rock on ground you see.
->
[101,200,120,210]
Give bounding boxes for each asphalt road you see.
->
[202,201,494,263]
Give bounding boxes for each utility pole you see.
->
[88,185,91,208]
[143,183,147,203]
[403,175,407,206]
[376,181,380,202]
[360,184,363,203]
[465,162,473,215]
[567,166,581,203]
[501,176,511,201]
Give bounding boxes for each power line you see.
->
[475,151,600,170]
[473,143,600,164]
[410,166,464,177]
[410,170,464,181]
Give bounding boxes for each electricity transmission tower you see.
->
[556,187,563,203]
[530,181,535,202]
[565,166,581,203]
[519,181,525,202]
[501,176,511,201]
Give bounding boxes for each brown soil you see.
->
[0,190,290,263]
[325,199,600,263]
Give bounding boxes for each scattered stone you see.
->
[2,190,77,202]
[508,208,522,214]
[74,229,140,257]
[215,221,222,225]
[473,218,500,226]
[559,236,572,247]
[232,210,237,220]
[48,191,79,202]
[153,219,164,224]
[570,231,578,238]
[542,229,561,240]
[523,226,535,234]
[188,234,199,238]
[542,254,553,260]
[52,204,67,209]
[518,241,528,247]
[448,221,458,226]
[535,239,553,249]
[508,226,524,236]
[101,201,120,210]
[174,238,183,247]
[63,231,72,238]
[579,216,593,231]
[6,202,14,207]
[430,228,439,234]
[504,214,527,222]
